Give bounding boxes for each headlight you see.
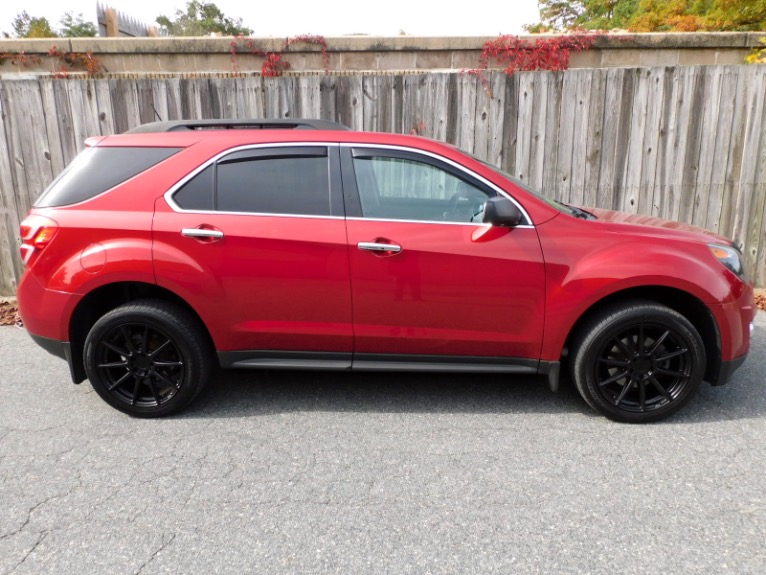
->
[708,243,747,280]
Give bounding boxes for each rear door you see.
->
[341,146,546,365]
[153,144,353,365]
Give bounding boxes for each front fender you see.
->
[537,223,738,361]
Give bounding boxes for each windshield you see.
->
[473,157,592,219]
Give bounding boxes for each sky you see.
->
[1,0,542,37]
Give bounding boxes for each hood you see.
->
[585,207,733,246]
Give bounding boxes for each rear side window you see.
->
[174,165,214,211]
[170,147,332,217]
[35,147,181,208]
[217,155,330,216]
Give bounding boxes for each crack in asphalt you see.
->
[134,533,176,575]
[4,531,48,575]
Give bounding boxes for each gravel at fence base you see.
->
[0,300,20,326]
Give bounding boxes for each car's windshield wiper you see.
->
[560,203,596,220]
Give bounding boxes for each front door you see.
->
[342,147,546,363]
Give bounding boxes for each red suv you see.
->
[17,119,755,422]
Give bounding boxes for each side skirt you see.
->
[219,350,554,377]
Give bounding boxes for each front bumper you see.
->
[712,352,748,386]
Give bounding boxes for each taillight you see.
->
[19,215,58,266]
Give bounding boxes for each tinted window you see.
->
[174,165,214,210]
[36,147,181,207]
[217,154,330,216]
[352,156,492,223]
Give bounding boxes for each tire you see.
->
[84,299,213,418]
[570,301,706,423]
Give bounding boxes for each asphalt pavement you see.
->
[1,313,765,574]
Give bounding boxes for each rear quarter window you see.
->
[35,147,181,207]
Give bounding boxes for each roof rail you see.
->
[125,119,350,134]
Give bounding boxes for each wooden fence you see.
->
[1,66,765,295]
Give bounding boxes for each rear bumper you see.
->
[28,333,85,384]
[18,271,79,342]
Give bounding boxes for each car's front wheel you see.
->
[570,301,706,423]
[84,299,213,417]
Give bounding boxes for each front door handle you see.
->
[358,241,402,254]
[181,227,224,241]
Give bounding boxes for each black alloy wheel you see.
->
[571,301,706,423]
[84,300,212,417]
[94,322,186,408]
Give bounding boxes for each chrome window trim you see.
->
[170,209,344,221]
[346,216,534,229]
[343,143,534,227]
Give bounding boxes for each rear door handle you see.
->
[181,228,224,240]
[358,241,402,254]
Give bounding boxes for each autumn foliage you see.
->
[230,34,329,77]
[532,0,766,32]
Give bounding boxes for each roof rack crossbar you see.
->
[125,119,350,134]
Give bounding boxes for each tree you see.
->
[701,0,766,31]
[11,11,58,38]
[538,0,585,30]
[532,0,766,31]
[156,1,252,36]
[59,12,98,37]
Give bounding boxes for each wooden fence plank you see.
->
[486,73,506,169]
[453,74,477,153]
[691,66,723,227]
[472,75,491,162]
[598,68,625,210]
[264,77,293,119]
[514,72,535,185]
[620,68,648,214]
[526,72,548,193]
[54,80,78,163]
[0,85,23,294]
[18,81,54,209]
[718,68,748,239]
[335,76,363,131]
[678,67,706,224]
[151,78,170,122]
[541,72,562,198]
[752,66,766,286]
[582,68,606,208]
[554,71,578,203]
[704,67,737,233]
[638,67,665,216]
[165,77,183,121]
[295,76,322,119]
[94,79,116,135]
[735,68,766,274]
[39,79,66,174]
[569,69,592,207]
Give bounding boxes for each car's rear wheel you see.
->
[84,299,212,417]
[570,301,706,423]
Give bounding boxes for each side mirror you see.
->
[482,197,523,227]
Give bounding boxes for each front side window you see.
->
[352,155,492,223]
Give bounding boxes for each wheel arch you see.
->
[562,286,721,385]
[68,282,216,383]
